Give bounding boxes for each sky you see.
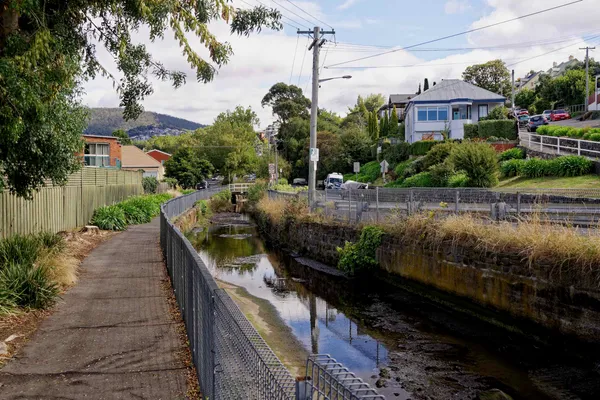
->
[82,0,600,129]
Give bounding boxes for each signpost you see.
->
[353,162,360,181]
[380,160,389,184]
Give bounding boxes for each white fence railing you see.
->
[520,132,600,159]
[228,183,254,192]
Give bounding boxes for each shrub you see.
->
[181,189,195,195]
[447,172,469,187]
[464,124,479,139]
[117,200,152,225]
[345,161,381,183]
[428,161,454,187]
[519,158,551,178]
[409,140,439,156]
[337,226,384,275]
[162,177,178,188]
[142,176,159,194]
[500,159,527,177]
[382,142,410,166]
[210,190,232,213]
[393,160,412,181]
[0,262,59,309]
[0,235,42,267]
[423,141,457,170]
[449,142,499,187]
[536,125,550,135]
[498,147,525,161]
[248,181,268,204]
[36,232,65,253]
[550,156,593,177]
[282,196,308,226]
[91,205,128,230]
[478,120,517,140]
[400,172,435,187]
[400,157,425,179]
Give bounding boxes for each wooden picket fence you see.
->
[0,168,143,238]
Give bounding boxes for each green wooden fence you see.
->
[0,168,143,238]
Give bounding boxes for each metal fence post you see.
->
[540,135,543,151]
[376,187,380,223]
[347,188,351,222]
[557,137,561,155]
[409,189,414,215]
[517,192,521,216]
[455,190,459,214]
[578,140,581,156]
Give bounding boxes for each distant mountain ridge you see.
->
[85,107,206,140]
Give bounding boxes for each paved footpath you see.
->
[0,219,189,399]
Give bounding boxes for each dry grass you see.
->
[257,197,286,224]
[383,212,600,286]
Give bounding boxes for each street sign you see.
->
[380,160,389,173]
[377,146,382,154]
[268,163,275,174]
[310,148,319,162]
[353,162,360,173]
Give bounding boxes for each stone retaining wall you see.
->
[256,215,600,343]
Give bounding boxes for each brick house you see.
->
[146,149,171,166]
[81,135,122,167]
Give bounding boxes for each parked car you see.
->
[325,173,343,190]
[340,180,369,199]
[196,180,208,190]
[543,110,553,119]
[550,109,571,121]
[292,178,307,186]
[518,114,530,128]
[527,115,549,132]
[518,109,529,116]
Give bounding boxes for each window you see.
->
[478,104,489,119]
[452,105,472,120]
[84,143,110,167]
[417,106,449,121]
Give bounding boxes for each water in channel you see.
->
[186,214,600,400]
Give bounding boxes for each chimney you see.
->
[568,55,574,61]
[553,61,558,67]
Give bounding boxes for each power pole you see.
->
[511,69,515,112]
[580,46,595,112]
[298,26,335,206]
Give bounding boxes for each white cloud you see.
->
[444,0,471,14]
[338,0,360,10]
[82,0,598,129]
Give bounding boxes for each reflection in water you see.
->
[188,222,388,379]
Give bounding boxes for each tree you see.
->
[515,89,537,111]
[462,59,511,97]
[417,84,422,95]
[214,106,260,128]
[380,112,389,138]
[165,148,214,189]
[389,106,399,136]
[112,130,132,145]
[1,1,281,197]
[424,78,430,91]
[342,94,385,129]
[362,94,386,113]
[367,111,379,142]
[261,83,311,122]
[551,69,591,106]
[339,127,373,169]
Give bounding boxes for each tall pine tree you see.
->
[417,83,422,95]
[424,78,430,91]
[380,112,389,137]
[390,106,399,136]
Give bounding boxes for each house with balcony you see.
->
[404,79,505,143]
[378,94,413,122]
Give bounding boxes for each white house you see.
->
[404,79,506,143]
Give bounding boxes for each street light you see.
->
[308,75,352,207]
[318,75,352,84]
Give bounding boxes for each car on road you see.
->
[325,173,343,190]
[196,180,208,190]
[527,115,549,132]
[340,180,369,199]
[550,109,571,121]
[543,110,553,119]
[292,178,307,186]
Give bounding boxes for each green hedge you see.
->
[502,156,593,178]
[478,120,517,140]
[409,141,439,156]
[91,193,173,230]
[464,124,479,139]
[536,125,600,141]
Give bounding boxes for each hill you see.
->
[85,108,206,140]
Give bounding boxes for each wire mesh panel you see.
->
[297,355,384,400]
[160,188,296,400]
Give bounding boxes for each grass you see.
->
[497,174,600,189]
[382,213,600,287]
[91,193,173,230]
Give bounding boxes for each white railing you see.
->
[520,132,600,159]
[229,183,254,192]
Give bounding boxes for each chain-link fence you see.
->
[160,189,383,399]
[161,188,296,399]
[269,187,600,226]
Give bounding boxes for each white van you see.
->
[325,173,344,189]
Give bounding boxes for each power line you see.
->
[289,35,300,84]
[268,0,319,29]
[326,57,527,70]
[240,0,310,29]
[282,0,333,29]
[297,36,309,86]
[506,35,600,66]
[326,0,584,68]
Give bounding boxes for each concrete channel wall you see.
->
[257,217,600,344]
